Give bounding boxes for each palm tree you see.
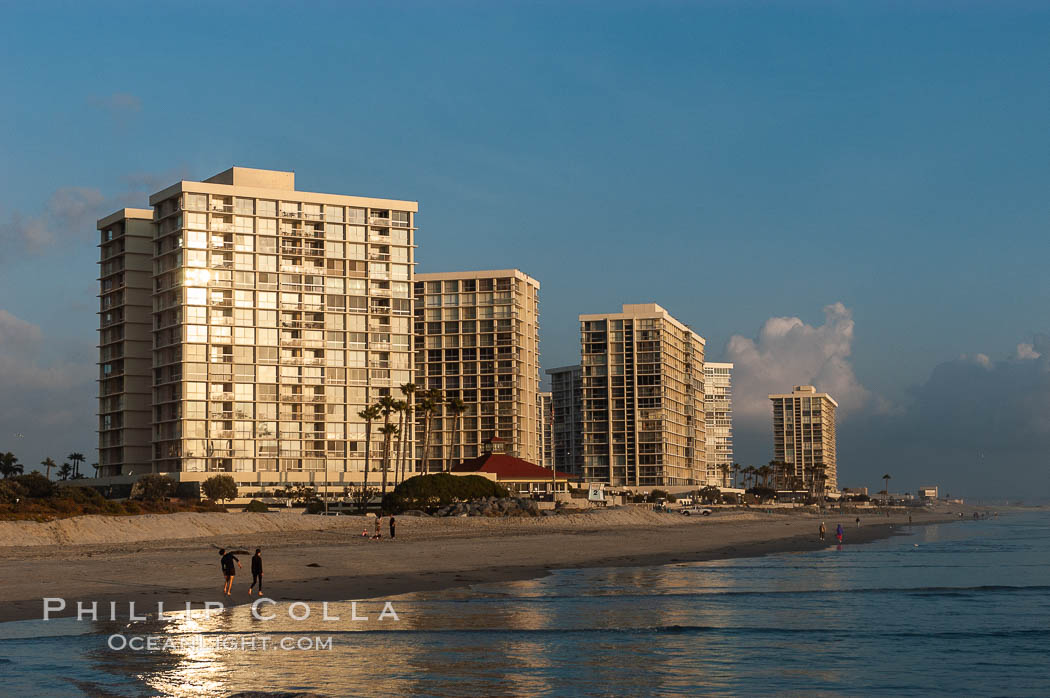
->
[397,401,414,484]
[731,462,741,488]
[91,462,99,478]
[41,457,57,480]
[0,452,22,479]
[391,399,407,485]
[882,473,892,503]
[398,382,417,482]
[718,463,731,488]
[445,397,466,472]
[358,405,381,507]
[758,464,772,489]
[815,465,828,503]
[68,452,85,479]
[377,396,399,494]
[58,463,73,480]
[379,422,399,496]
[418,389,442,474]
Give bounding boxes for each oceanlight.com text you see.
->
[107,634,334,652]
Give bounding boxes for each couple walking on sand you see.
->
[818,522,844,543]
[372,514,396,539]
[219,548,264,596]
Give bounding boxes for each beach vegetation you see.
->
[202,475,238,504]
[275,484,317,505]
[698,486,723,504]
[747,486,778,502]
[345,485,379,513]
[131,475,176,501]
[0,477,222,520]
[381,473,510,513]
[244,499,269,512]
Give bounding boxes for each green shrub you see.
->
[381,473,510,513]
[131,475,176,501]
[11,472,55,499]
[747,486,777,502]
[244,499,269,513]
[201,475,238,503]
[122,501,143,515]
[0,479,27,504]
[304,500,325,514]
[58,486,105,505]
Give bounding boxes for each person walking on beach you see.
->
[836,523,844,544]
[249,548,264,597]
[389,515,396,539]
[219,548,242,596]
[374,514,383,540]
[819,521,826,541]
[855,516,861,528]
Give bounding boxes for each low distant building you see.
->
[918,485,938,501]
[842,487,868,496]
[450,437,575,494]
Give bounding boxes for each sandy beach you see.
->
[0,505,980,624]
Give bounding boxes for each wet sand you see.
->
[0,506,974,623]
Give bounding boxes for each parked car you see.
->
[679,507,713,516]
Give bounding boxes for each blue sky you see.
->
[1,1,1048,499]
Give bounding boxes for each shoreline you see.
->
[0,507,975,625]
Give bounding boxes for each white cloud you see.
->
[0,186,104,252]
[0,309,93,391]
[725,302,878,423]
[1017,343,1041,360]
[0,308,95,465]
[88,92,142,115]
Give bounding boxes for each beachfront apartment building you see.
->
[97,166,418,498]
[703,362,733,487]
[413,270,542,469]
[547,364,584,476]
[579,304,706,487]
[769,385,838,493]
[539,391,553,468]
[97,209,155,478]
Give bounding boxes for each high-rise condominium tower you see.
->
[539,391,553,468]
[413,270,541,469]
[546,364,583,476]
[703,362,733,487]
[97,209,154,477]
[98,167,417,498]
[579,304,705,487]
[769,385,838,493]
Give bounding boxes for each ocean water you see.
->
[1,511,1048,696]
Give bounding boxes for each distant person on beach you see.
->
[819,522,826,541]
[374,514,383,540]
[909,515,912,525]
[389,515,396,539]
[249,548,263,597]
[219,548,241,596]
[836,524,844,543]
[856,516,860,528]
